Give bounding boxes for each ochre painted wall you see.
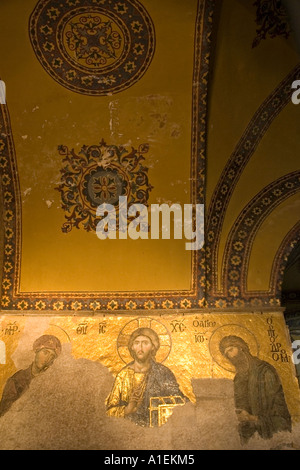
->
[0,0,300,451]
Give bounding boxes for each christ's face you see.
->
[131,335,154,363]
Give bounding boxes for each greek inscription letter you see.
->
[99,321,107,334]
[76,322,88,335]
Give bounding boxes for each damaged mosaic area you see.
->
[0,312,299,450]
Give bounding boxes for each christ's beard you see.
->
[133,351,152,364]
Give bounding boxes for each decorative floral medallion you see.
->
[252,0,291,48]
[29,0,155,95]
[0,0,215,312]
[56,139,153,233]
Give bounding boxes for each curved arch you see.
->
[222,171,300,300]
[0,160,4,303]
[270,220,300,301]
[0,78,6,304]
[205,64,300,303]
[0,101,21,310]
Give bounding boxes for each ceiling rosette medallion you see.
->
[252,0,291,47]
[56,139,153,233]
[29,0,155,95]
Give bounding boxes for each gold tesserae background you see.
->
[0,0,199,293]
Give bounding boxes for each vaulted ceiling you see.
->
[0,0,299,315]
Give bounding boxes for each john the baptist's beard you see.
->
[226,349,249,371]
